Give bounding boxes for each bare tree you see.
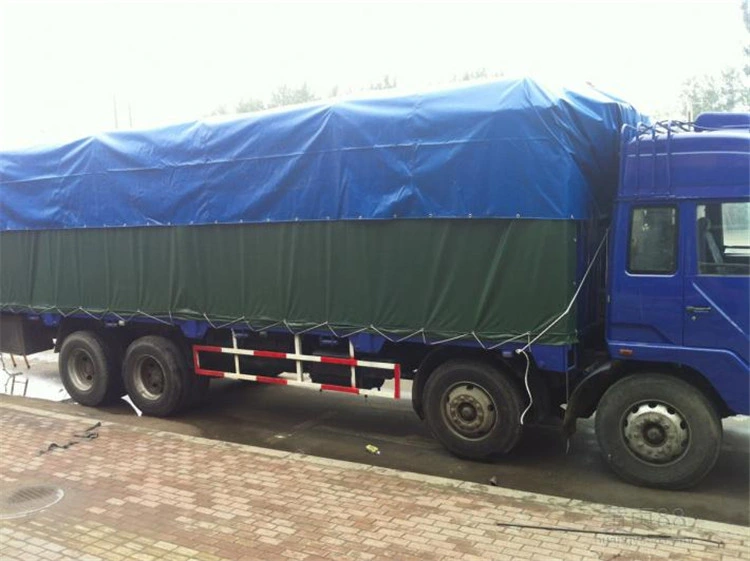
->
[267,84,318,109]
[369,75,397,90]
[236,98,266,113]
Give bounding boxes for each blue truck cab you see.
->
[575,113,749,489]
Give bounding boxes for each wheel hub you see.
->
[444,383,497,440]
[459,404,477,422]
[68,350,96,392]
[134,356,165,400]
[623,402,689,464]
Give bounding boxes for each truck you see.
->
[1,79,747,490]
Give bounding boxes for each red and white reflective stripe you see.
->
[192,343,402,400]
[193,345,397,369]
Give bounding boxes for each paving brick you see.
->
[0,401,747,561]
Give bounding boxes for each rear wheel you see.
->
[595,373,722,489]
[123,336,193,416]
[423,360,524,459]
[59,331,123,406]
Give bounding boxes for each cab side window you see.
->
[697,202,750,276]
[628,206,677,274]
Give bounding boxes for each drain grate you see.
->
[0,485,64,519]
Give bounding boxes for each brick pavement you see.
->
[0,400,747,561]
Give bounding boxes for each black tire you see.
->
[423,360,524,459]
[122,336,192,417]
[595,373,722,490]
[59,331,123,406]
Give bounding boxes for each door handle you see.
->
[686,306,712,313]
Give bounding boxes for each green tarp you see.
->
[0,219,577,344]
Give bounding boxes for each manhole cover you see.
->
[0,485,64,519]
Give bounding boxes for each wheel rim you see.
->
[622,401,690,464]
[67,349,96,392]
[133,355,166,401]
[441,382,497,440]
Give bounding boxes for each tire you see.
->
[122,336,192,417]
[59,331,123,406]
[595,373,722,490]
[423,360,524,459]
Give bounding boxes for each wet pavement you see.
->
[3,352,748,527]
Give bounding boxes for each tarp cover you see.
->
[0,220,578,344]
[0,79,641,231]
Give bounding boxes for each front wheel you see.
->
[595,373,722,490]
[423,360,524,459]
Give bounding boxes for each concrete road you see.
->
[4,353,749,526]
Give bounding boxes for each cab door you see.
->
[608,203,683,348]
[684,200,750,364]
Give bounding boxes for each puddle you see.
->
[1,351,71,402]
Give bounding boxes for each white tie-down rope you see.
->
[519,335,533,425]
[512,229,608,424]
[518,228,609,354]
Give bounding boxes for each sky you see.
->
[0,0,747,149]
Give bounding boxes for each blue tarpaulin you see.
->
[0,79,643,231]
